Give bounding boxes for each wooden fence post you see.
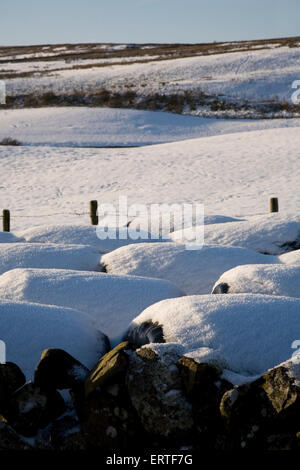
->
[90,200,98,225]
[2,209,10,232]
[270,197,279,213]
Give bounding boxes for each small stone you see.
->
[106,425,117,438]
[107,384,119,397]
[219,364,300,450]
[34,348,90,391]
[114,407,128,420]
[267,433,300,451]
[136,348,158,362]
[0,415,32,450]
[177,357,230,449]
[84,342,134,397]
[80,384,143,450]
[126,350,193,438]
[177,357,222,400]
[50,412,87,450]
[7,381,66,437]
[0,362,26,414]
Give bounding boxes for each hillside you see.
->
[1,36,300,118]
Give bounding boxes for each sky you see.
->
[0,0,299,46]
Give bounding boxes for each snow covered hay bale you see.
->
[0,300,109,380]
[102,242,278,295]
[123,294,300,379]
[18,224,157,253]
[171,213,300,255]
[0,268,184,338]
[0,242,101,274]
[279,249,300,265]
[212,264,300,298]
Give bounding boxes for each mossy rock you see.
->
[84,342,134,397]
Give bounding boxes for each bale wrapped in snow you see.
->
[171,213,300,255]
[129,212,243,236]
[0,268,183,338]
[0,300,109,380]
[279,249,300,265]
[102,242,278,295]
[123,294,300,380]
[0,243,101,274]
[212,264,300,298]
[18,224,156,253]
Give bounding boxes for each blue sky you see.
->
[0,0,299,46]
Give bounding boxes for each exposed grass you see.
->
[0,36,299,67]
[0,137,21,146]
[3,87,300,118]
[1,36,300,118]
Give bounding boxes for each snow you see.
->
[171,213,300,255]
[279,249,300,265]
[18,225,103,247]
[1,42,300,385]
[1,127,300,231]
[0,37,300,406]
[212,264,300,298]
[0,268,184,338]
[0,232,23,243]
[18,224,156,253]
[140,342,185,367]
[102,242,278,295]
[0,55,160,75]
[0,299,108,380]
[197,215,244,225]
[1,108,300,147]
[124,294,300,379]
[280,355,300,388]
[124,212,242,236]
[0,243,101,274]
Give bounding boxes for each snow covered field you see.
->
[1,107,300,147]
[0,125,299,231]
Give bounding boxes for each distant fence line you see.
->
[1,198,279,232]
[1,211,89,218]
